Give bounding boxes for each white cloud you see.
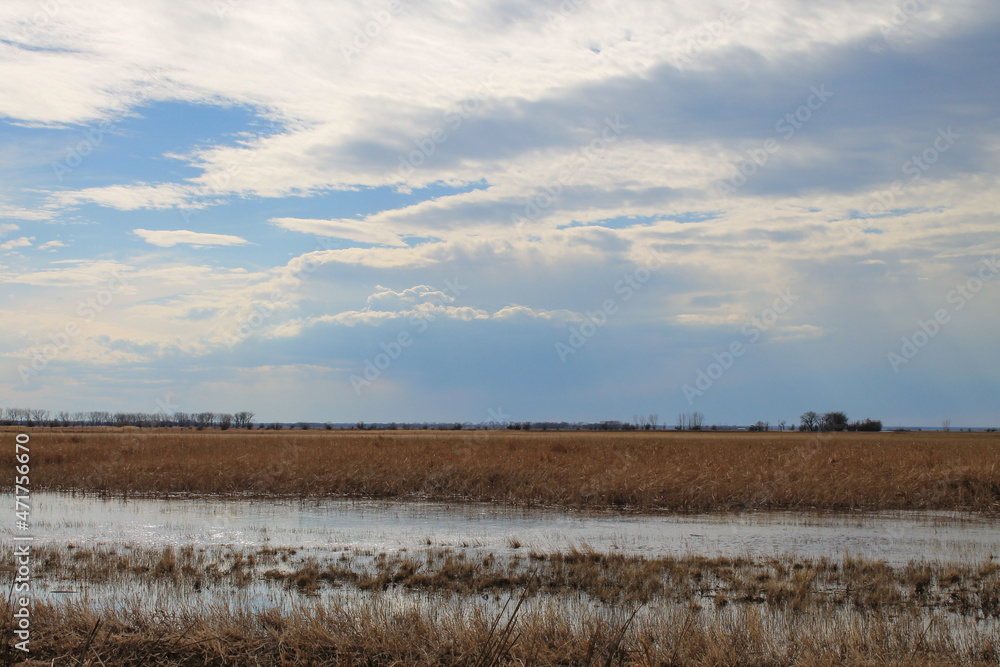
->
[492,305,579,321]
[0,236,33,250]
[0,223,18,236]
[8,0,990,205]
[0,259,131,286]
[364,284,455,310]
[38,240,67,251]
[54,184,202,211]
[133,229,250,248]
[271,217,407,247]
[770,324,825,342]
[0,205,54,221]
[301,246,441,269]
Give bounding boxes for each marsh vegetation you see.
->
[4,429,999,665]
[6,429,1000,513]
[4,542,1000,665]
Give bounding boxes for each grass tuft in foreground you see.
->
[4,596,998,666]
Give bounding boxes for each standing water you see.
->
[7,492,999,565]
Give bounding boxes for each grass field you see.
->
[6,428,1000,512]
[6,596,1000,666]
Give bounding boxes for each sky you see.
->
[0,0,998,426]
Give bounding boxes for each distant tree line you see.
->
[0,407,946,435]
[0,407,255,430]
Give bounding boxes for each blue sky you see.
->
[1,0,998,426]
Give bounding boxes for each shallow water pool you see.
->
[5,492,998,565]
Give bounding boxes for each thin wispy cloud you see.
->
[133,229,250,248]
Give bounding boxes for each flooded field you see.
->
[6,434,1000,665]
[10,492,999,565]
[6,435,999,664]
[6,493,1000,665]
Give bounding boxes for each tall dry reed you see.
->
[4,595,998,666]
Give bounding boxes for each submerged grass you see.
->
[7,544,1000,617]
[4,428,1000,512]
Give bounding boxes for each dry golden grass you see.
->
[6,428,1000,512]
[4,595,999,666]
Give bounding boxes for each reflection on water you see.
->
[4,492,998,565]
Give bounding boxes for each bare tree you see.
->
[942,419,951,432]
[29,408,50,426]
[690,412,704,430]
[675,412,703,431]
[234,411,255,429]
[800,411,819,432]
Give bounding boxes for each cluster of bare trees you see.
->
[631,413,660,430]
[0,407,54,425]
[675,412,704,430]
[0,407,255,429]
